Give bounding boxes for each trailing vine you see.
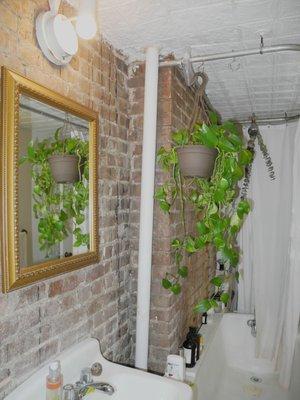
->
[155,111,253,312]
[20,127,89,256]
[240,117,276,198]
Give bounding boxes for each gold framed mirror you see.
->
[1,67,99,292]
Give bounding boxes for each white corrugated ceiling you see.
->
[73,0,300,120]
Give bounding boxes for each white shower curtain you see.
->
[238,121,300,388]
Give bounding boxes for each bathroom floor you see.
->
[210,367,288,400]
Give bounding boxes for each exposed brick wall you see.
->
[0,1,133,398]
[128,65,215,373]
[0,1,216,395]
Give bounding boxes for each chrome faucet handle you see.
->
[91,362,102,376]
[63,384,77,400]
[80,367,93,385]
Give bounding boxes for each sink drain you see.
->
[250,376,262,383]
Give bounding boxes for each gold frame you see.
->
[1,67,99,292]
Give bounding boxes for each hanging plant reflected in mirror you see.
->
[20,112,90,260]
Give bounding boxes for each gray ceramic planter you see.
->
[177,145,217,178]
[48,154,79,183]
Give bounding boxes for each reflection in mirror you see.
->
[19,94,90,268]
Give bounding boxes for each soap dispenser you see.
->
[46,360,63,400]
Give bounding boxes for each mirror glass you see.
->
[19,94,90,268]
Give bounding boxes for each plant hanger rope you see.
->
[188,71,210,131]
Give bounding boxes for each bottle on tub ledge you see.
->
[183,328,198,368]
[189,327,201,361]
[165,350,186,381]
[46,360,63,400]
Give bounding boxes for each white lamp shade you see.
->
[76,0,97,40]
[76,14,97,40]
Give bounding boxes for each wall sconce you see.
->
[36,0,97,66]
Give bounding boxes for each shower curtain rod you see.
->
[20,103,88,131]
[159,44,300,67]
[240,113,300,126]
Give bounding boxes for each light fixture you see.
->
[36,0,78,65]
[76,0,97,40]
[36,0,97,66]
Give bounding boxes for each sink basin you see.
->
[5,338,193,400]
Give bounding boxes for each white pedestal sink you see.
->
[5,338,193,400]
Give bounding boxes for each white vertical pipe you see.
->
[135,46,159,369]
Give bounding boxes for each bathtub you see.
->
[190,313,289,400]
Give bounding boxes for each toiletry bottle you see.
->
[189,327,200,360]
[46,360,63,400]
[165,354,186,381]
[183,331,197,368]
[200,334,204,352]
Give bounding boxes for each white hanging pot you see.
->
[177,145,217,178]
[48,155,79,183]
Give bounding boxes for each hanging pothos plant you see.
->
[20,127,89,256]
[155,111,253,313]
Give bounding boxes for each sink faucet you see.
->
[62,363,114,399]
[247,317,257,337]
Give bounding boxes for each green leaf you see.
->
[222,121,239,134]
[210,299,219,308]
[196,221,209,235]
[239,149,253,165]
[178,266,188,278]
[213,235,225,249]
[27,144,35,160]
[210,276,223,287]
[171,283,181,295]
[237,200,251,218]
[155,187,166,200]
[230,212,241,228]
[195,236,206,250]
[227,132,243,148]
[172,129,189,146]
[162,278,172,289]
[233,165,244,181]
[218,137,236,152]
[159,200,170,213]
[185,237,196,253]
[208,203,218,216]
[218,178,229,190]
[174,251,183,264]
[60,210,68,221]
[209,111,218,125]
[194,299,212,313]
[171,239,182,249]
[222,246,239,267]
[200,124,218,148]
[220,292,229,305]
[213,188,226,202]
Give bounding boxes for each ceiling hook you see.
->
[259,35,264,55]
